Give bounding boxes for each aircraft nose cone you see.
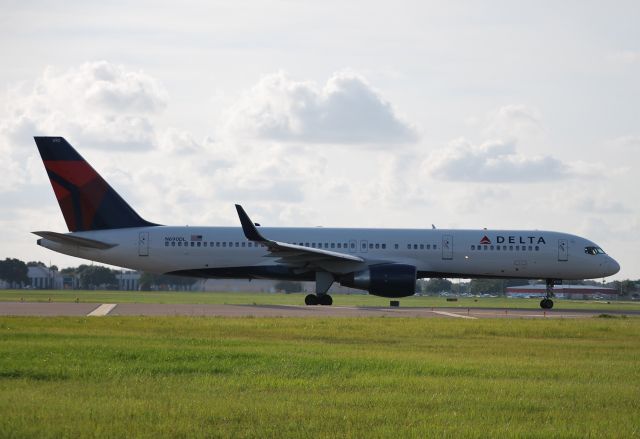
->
[604,258,621,277]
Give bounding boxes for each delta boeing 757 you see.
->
[33,137,620,309]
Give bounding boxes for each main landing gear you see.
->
[305,272,335,306]
[305,294,333,306]
[540,279,555,309]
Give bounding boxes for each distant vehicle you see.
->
[33,137,620,309]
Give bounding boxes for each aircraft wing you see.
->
[33,231,118,250]
[235,205,363,267]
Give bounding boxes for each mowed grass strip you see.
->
[0,317,639,438]
[2,289,640,311]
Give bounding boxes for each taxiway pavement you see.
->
[1,302,637,319]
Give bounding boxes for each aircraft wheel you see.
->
[319,294,333,306]
[305,294,319,306]
[540,298,554,309]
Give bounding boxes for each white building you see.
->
[28,266,63,289]
[116,271,140,291]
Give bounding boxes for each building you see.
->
[506,284,617,300]
[116,271,140,291]
[28,266,63,289]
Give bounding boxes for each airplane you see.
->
[32,136,620,309]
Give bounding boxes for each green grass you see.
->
[0,317,639,438]
[1,289,640,311]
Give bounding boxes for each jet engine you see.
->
[340,264,416,298]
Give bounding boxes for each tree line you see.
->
[418,278,640,297]
[0,258,196,290]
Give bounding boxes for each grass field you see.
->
[2,289,640,311]
[1,317,639,438]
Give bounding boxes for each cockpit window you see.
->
[584,246,606,256]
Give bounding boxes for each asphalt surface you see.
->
[1,301,638,319]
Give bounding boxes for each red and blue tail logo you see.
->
[34,137,157,232]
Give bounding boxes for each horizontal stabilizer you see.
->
[33,231,117,250]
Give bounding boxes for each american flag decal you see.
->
[191,235,202,241]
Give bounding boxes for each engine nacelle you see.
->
[340,264,417,298]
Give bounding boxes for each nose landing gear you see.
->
[540,279,555,309]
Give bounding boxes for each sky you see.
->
[0,0,638,280]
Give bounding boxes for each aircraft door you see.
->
[138,232,149,256]
[442,234,453,260]
[360,240,368,253]
[558,239,568,261]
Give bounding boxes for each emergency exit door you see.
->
[138,232,149,256]
[442,235,453,260]
[558,239,568,261]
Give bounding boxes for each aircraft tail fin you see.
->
[34,137,158,232]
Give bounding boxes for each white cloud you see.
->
[610,50,640,65]
[225,71,417,145]
[158,128,204,154]
[483,104,542,140]
[424,138,568,183]
[1,61,167,152]
[608,135,640,149]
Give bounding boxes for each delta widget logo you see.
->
[479,236,491,245]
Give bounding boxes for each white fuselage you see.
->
[37,225,620,281]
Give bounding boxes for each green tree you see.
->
[0,258,29,287]
[422,278,453,295]
[77,265,117,289]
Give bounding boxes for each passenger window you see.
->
[331,243,335,249]
[382,244,386,249]
[375,243,379,249]
[535,246,539,251]
[407,244,411,250]
[222,242,226,247]
[337,243,341,249]
[427,244,431,250]
[471,245,475,250]
[528,246,532,251]
[433,244,437,250]
[369,243,373,249]
[197,242,201,247]
[394,244,398,249]
[241,242,246,247]
[420,244,424,250]
[171,242,175,247]
[509,246,513,251]
[490,245,494,250]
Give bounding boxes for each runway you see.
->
[1,301,637,319]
